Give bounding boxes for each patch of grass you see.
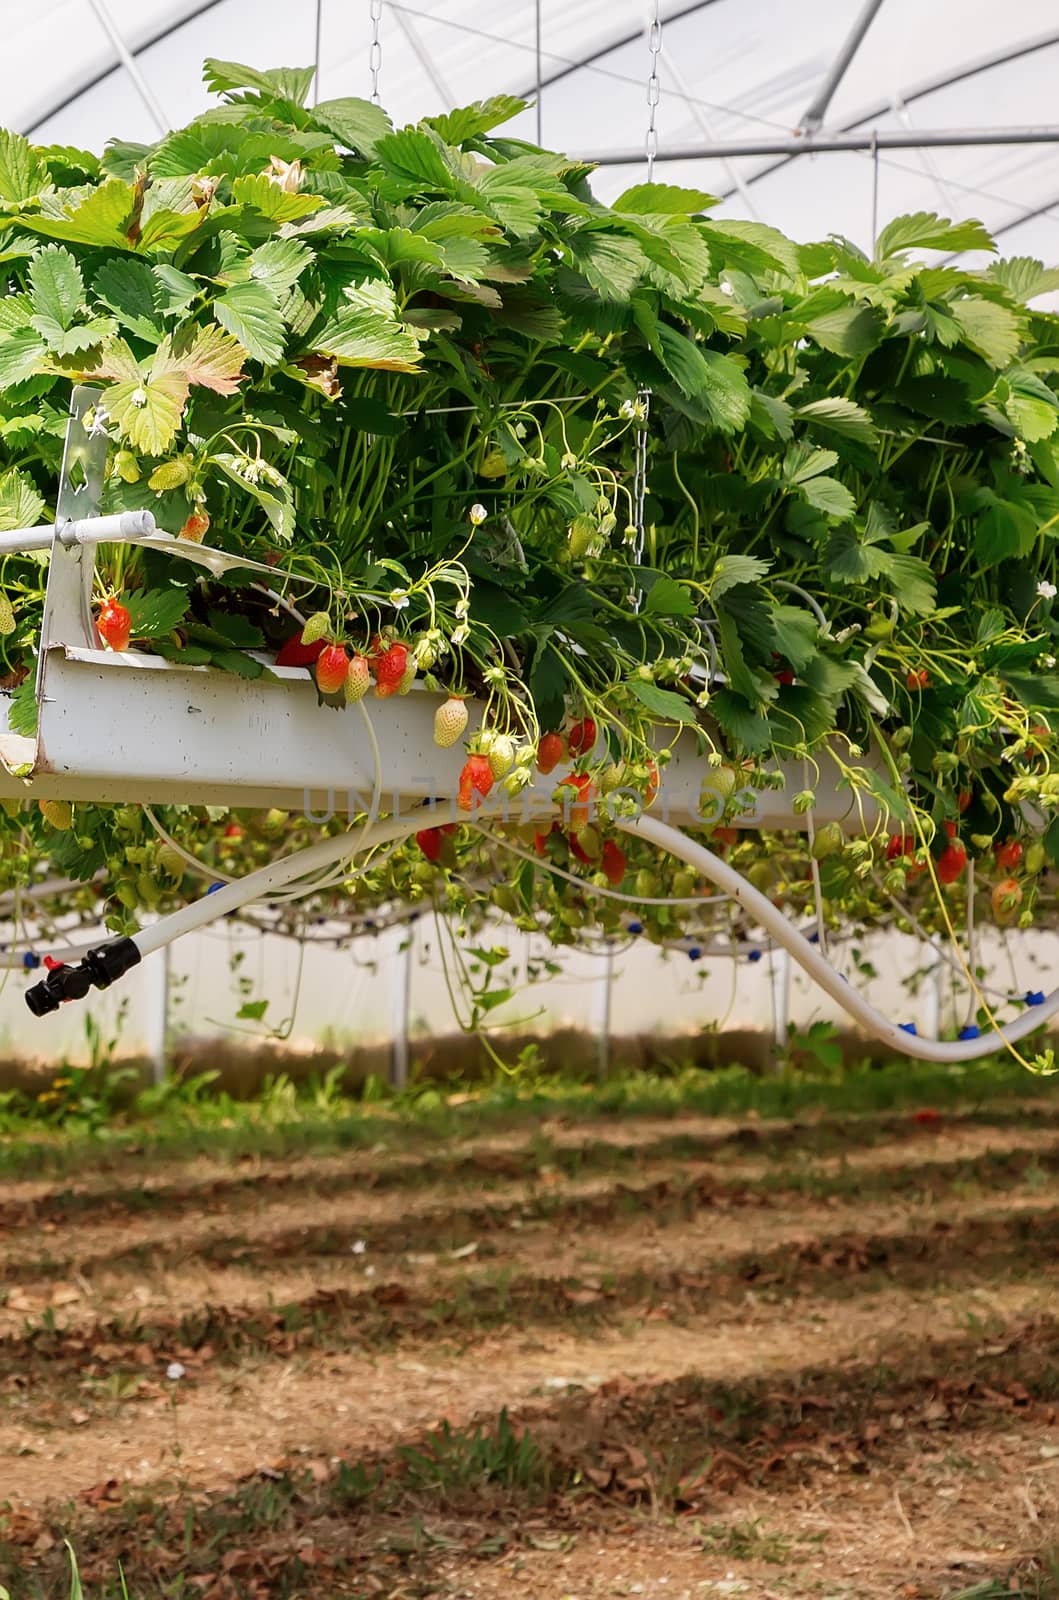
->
[698,1515,796,1563]
[398,1408,551,1500]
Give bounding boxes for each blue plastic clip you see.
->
[748,948,763,962]
[899,1022,917,1035]
[687,946,701,961]
[807,930,819,944]
[628,920,643,935]
[22,952,39,970]
[206,881,224,895]
[1025,990,1046,1007]
[958,1024,980,1041]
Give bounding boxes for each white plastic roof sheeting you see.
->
[8,1,1059,261]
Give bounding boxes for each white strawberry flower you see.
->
[454,597,470,620]
[451,624,470,646]
[1038,580,1057,599]
[469,503,488,526]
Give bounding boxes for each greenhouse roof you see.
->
[9,0,1059,259]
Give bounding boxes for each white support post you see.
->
[769,947,792,1052]
[144,941,169,1085]
[923,947,944,1041]
[594,943,614,1076]
[390,927,412,1090]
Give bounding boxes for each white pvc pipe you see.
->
[133,813,427,958]
[619,813,1059,1063]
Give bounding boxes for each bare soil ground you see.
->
[2,1095,1059,1598]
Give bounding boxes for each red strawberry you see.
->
[567,717,596,758]
[958,789,973,813]
[97,597,131,652]
[559,772,595,829]
[775,668,795,686]
[712,826,738,851]
[995,838,1023,872]
[457,754,494,811]
[906,668,929,690]
[644,759,659,806]
[537,732,566,774]
[180,510,210,543]
[601,838,626,887]
[937,841,967,884]
[374,642,409,698]
[276,633,327,668]
[568,830,591,865]
[416,827,443,863]
[886,833,916,861]
[315,644,350,695]
[224,823,243,839]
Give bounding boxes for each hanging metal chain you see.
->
[645,0,662,182]
[369,0,383,106]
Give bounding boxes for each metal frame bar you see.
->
[85,0,170,135]
[800,0,886,133]
[581,126,1059,166]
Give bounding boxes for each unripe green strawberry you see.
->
[434,696,468,748]
[113,449,140,484]
[263,808,288,834]
[148,458,190,492]
[158,844,185,878]
[301,612,330,646]
[478,447,507,478]
[488,735,515,779]
[397,658,417,695]
[635,868,659,898]
[115,880,139,909]
[38,799,72,831]
[599,763,624,795]
[492,884,520,915]
[811,821,844,861]
[671,869,696,897]
[568,515,596,559]
[138,872,162,907]
[575,823,601,860]
[0,593,14,636]
[1025,841,1046,875]
[344,654,370,703]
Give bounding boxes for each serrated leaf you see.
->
[771,605,818,672]
[951,296,1023,369]
[703,218,800,277]
[800,475,856,521]
[214,281,285,365]
[0,330,47,388]
[989,256,1059,305]
[614,183,717,215]
[211,647,264,679]
[19,178,132,248]
[153,265,200,316]
[427,97,527,146]
[796,396,877,445]
[311,96,392,158]
[644,575,695,617]
[8,677,37,737]
[28,246,83,339]
[374,127,457,191]
[626,679,697,723]
[875,211,994,261]
[710,688,771,754]
[885,553,936,616]
[100,341,189,455]
[205,608,264,648]
[567,231,645,301]
[0,468,44,531]
[229,174,323,224]
[0,129,49,205]
[312,306,420,371]
[698,349,751,434]
[711,554,770,598]
[203,57,315,106]
[124,587,189,637]
[92,257,164,340]
[173,322,246,394]
[749,390,793,441]
[783,444,838,485]
[805,303,885,356]
[247,238,313,297]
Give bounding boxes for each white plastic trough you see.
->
[17,388,1050,1068]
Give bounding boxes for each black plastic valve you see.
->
[25,937,142,1016]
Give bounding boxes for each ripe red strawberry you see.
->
[179,511,210,543]
[644,759,659,806]
[416,827,443,863]
[567,717,596,758]
[601,838,626,887]
[457,753,494,811]
[315,643,350,695]
[344,654,370,703]
[712,826,738,850]
[224,823,243,839]
[97,597,131,652]
[775,668,795,686]
[536,732,565,774]
[995,838,1023,871]
[559,772,595,829]
[958,789,973,813]
[374,642,408,698]
[906,668,929,690]
[937,840,967,884]
[568,829,591,865]
[886,833,916,861]
[276,632,327,668]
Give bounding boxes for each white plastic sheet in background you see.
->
[0,915,1054,1066]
